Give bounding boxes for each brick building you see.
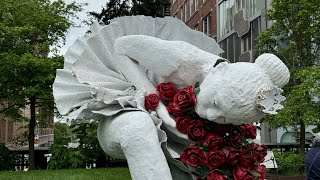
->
[170,0,218,39]
[0,117,13,144]
[170,0,272,63]
[0,105,53,146]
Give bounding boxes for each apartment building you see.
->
[171,0,218,39]
[216,0,271,63]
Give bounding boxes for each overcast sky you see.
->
[57,0,107,55]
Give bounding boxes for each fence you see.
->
[9,143,309,170]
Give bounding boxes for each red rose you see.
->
[156,82,176,101]
[145,94,159,110]
[166,101,174,113]
[239,149,255,168]
[241,124,257,139]
[222,147,240,166]
[214,123,237,136]
[205,133,223,150]
[180,146,207,168]
[253,164,266,180]
[168,86,196,117]
[233,166,254,180]
[207,149,225,169]
[188,120,208,142]
[248,144,267,163]
[176,116,192,134]
[225,133,243,149]
[207,169,228,180]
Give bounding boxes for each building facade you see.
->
[170,0,281,143]
[170,0,218,39]
[0,104,53,146]
[170,0,272,62]
[0,117,13,144]
[216,0,272,63]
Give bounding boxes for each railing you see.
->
[9,143,310,170]
[8,146,49,171]
[264,143,311,153]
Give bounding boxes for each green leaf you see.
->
[195,82,200,88]
[194,87,201,95]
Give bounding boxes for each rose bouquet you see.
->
[145,82,267,180]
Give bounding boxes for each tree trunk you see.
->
[299,119,306,153]
[28,96,36,170]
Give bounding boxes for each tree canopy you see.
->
[89,0,130,25]
[89,0,170,25]
[0,0,83,169]
[256,0,320,151]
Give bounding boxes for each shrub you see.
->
[273,150,305,176]
[48,144,87,169]
[0,144,16,171]
[48,121,106,169]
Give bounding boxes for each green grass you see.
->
[0,168,131,180]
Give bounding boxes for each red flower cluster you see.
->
[178,122,267,180]
[145,82,267,180]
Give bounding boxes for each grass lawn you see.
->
[0,168,131,180]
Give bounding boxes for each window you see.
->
[235,0,262,18]
[218,0,235,38]
[234,34,241,62]
[220,39,227,59]
[194,24,198,31]
[189,0,193,17]
[180,6,184,21]
[251,17,261,59]
[203,14,211,36]
[185,0,189,20]
[194,0,198,11]
[241,31,251,53]
[219,0,263,38]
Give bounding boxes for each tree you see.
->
[256,0,320,152]
[0,0,82,170]
[89,0,130,25]
[89,0,170,25]
[54,122,73,145]
[131,0,170,17]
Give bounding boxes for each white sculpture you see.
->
[53,16,290,180]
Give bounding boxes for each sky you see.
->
[54,0,106,122]
[57,0,107,55]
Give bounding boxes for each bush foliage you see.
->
[273,151,305,176]
[48,121,106,169]
[0,144,16,171]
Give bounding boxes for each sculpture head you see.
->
[195,53,290,125]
